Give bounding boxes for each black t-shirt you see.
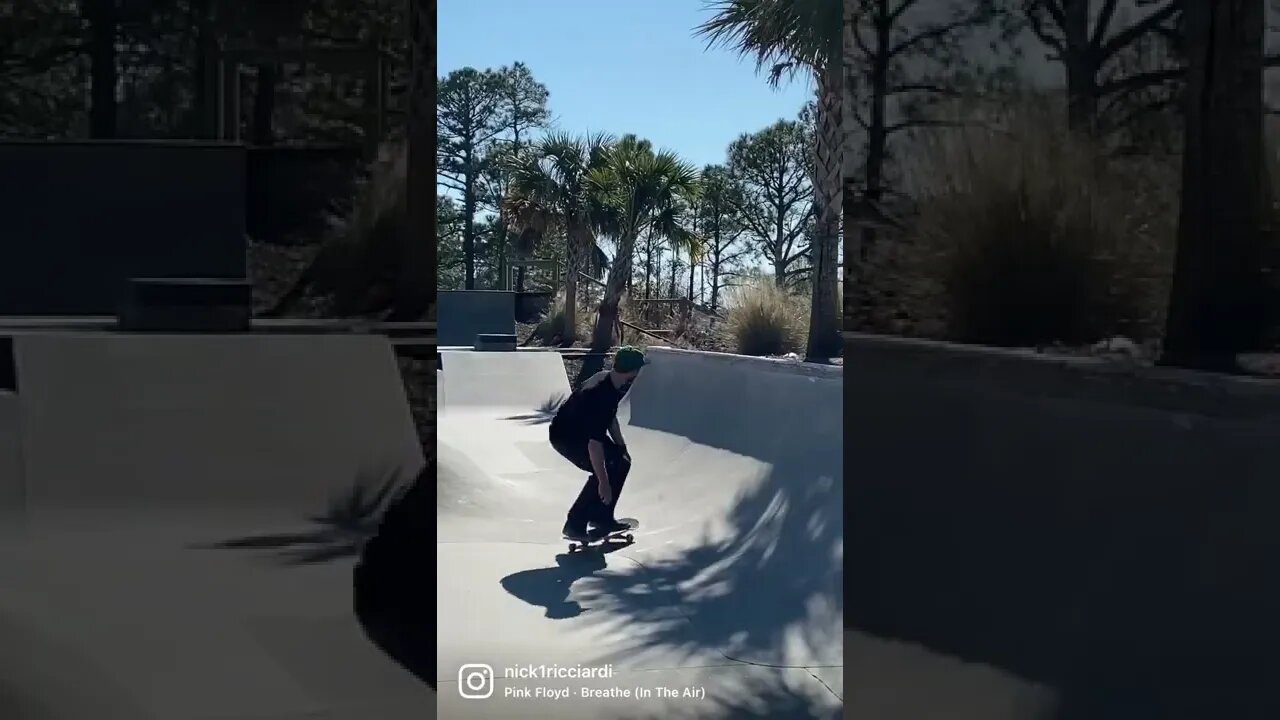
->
[552,372,629,441]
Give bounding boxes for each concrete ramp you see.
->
[0,332,430,719]
[0,391,23,515]
[438,348,569,414]
[10,333,423,511]
[436,347,843,719]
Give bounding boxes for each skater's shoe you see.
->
[562,522,590,541]
[591,519,629,534]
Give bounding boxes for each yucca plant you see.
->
[907,107,1175,346]
[723,279,807,356]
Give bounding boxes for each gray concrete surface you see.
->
[436,346,845,719]
[0,332,430,719]
[846,332,1280,714]
[438,291,516,347]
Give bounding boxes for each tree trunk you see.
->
[710,240,722,312]
[191,0,214,138]
[252,63,278,145]
[590,233,636,351]
[1161,0,1266,370]
[88,0,118,139]
[644,231,653,299]
[1062,0,1099,135]
[462,169,477,289]
[806,60,844,361]
[688,252,695,301]
[856,13,891,266]
[562,221,583,345]
[387,0,436,322]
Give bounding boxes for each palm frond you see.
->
[694,0,839,87]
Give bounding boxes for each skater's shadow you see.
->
[500,547,625,619]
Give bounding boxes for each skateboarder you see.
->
[549,345,647,541]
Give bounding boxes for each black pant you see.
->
[550,429,630,530]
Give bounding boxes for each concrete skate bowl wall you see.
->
[437,290,515,347]
[2,332,424,514]
[437,348,569,414]
[436,349,571,516]
[0,390,22,517]
[846,333,1280,711]
[0,589,156,720]
[613,348,843,670]
[0,141,247,316]
[0,331,434,719]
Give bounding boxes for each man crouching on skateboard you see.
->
[549,345,647,541]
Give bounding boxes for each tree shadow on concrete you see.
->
[576,466,842,671]
[192,465,410,565]
[560,360,843,718]
[501,393,567,426]
[499,545,626,619]
[557,465,841,716]
[617,673,842,720]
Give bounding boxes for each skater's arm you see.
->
[587,440,610,484]
[608,417,626,449]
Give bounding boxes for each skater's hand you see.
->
[597,477,613,505]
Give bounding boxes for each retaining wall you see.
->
[846,332,1280,706]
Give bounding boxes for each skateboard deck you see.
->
[564,518,639,552]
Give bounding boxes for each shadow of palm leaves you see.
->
[195,465,412,565]
[502,392,568,425]
[572,468,843,717]
[618,674,842,720]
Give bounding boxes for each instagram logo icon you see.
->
[457,664,494,699]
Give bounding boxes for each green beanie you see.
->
[613,345,647,372]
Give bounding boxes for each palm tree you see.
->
[586,139,700,351]
[505,132,612,344]
[696,0,843,359]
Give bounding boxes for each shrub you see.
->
[881,105,1177,347]
[527,292,594,346]
[268,141,406,317]
[722,280,807,356]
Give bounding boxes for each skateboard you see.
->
[564,517,639,553]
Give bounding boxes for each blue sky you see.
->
[437,0,816,170]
